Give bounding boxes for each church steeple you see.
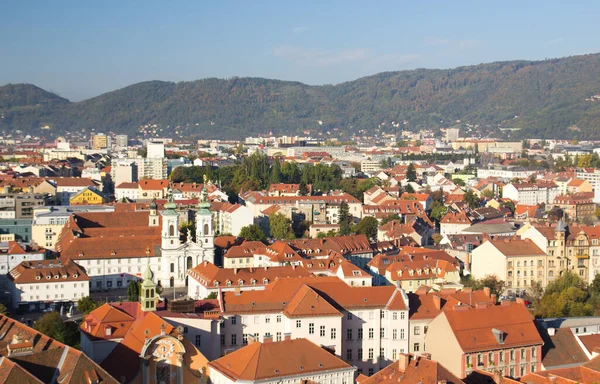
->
[196,175,214,250]
[140,257,157,312]
[161,188,180,250]
[149,199,159,227]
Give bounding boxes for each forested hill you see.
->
[2,53,600,139]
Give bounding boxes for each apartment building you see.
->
[553,193,596,222]
[425,301,543,379]
[440,211,472,237]
[471,238,547,295]
[216,276,410,375]
[211,202,253,236]
[8,258,89,311]
[502,182,559,206]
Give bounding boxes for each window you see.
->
[400,312,405,320]
[296,320,301,328]
[331,328,336,339]
[510,350,515,361]
[531,347,536,357]
[380,328,385,338]
[195,335,201,347]
[243,334,248,345]
[276,315,282,323]
[347,329,353,340]
[170,263,174,273]
[265,316,271,324]
[400,329,405,339]
[231,316,237,325]
[220,335,225,346]
[347,312,353,320]
[521,348,526,359]
[368,368,374,376]
[413,343,420,352]
[380,310,385,319]
[358,348,363,360]
[393,329,397,340]
[309,323,315,334]
[231,334,237,345]
[499,351,504,362]
[368,328,374,339]
[320,326,326,337]
[380,348,385,358]
[347,349,352,360]
[414,326,421,335]
[357,328,363,339]
[276,332,281,342]
[368,348,374,359]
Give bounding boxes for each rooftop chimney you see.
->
[432,295,441,310]
[483,287,491,297]
[283,332,292,341]
[475,302,488,309]
[398,353,411,371]
[263,334,273,344]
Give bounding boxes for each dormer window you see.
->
[263,278,268,284]
[73,274,78,278]
[353,271,360,276]
[226,280,232,287]
[239,280,244,286]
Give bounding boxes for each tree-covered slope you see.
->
[2,53,600,139]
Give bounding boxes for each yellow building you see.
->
[69,187,106,205]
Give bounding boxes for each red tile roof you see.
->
[360,354,464,384]
[208,338,352,381]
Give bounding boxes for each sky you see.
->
[1,1,599,101]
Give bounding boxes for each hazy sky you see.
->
[2,1,599,101]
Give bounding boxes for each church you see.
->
[57,186,215,290]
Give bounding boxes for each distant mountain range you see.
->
[2,53,600,140]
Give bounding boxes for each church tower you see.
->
[161,189,180,250]
[196,177,215,260]
[140,259,157,312]
[149,199,159,227]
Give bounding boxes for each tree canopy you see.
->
[239,224,267,242]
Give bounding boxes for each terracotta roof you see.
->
[360,354,464,384]
[138,179,168,190]
[52,177,98,187]
[187,261,313,288]
[538,327,588,369]
[80,303,136,341]
[442,302,543,353]
[520,354,600,384]
[221,276,407,315]
[208,338,352,381]
[0,315,119,384]
[0,357,44,383]
[441,211,471,224]
[283,285,342,318]
[8,259,89,285]
[485,238,545,257]
[115,182,138,189]
[409,288,496,320]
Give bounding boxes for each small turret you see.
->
[140,257,157,312]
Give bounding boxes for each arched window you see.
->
[204,223,209,235]
[169,224,175,237]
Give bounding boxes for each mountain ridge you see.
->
[2,53,600,140]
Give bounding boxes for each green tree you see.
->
[299,181,309,196]
[535,271,596,318]
[461,275,505,297]
[206,292,218,299]
[380,213,401,225]
[239,224,267,242]
[353,216,379,240]
[269,160,282,185]
[127,280,141,302]
[432,233,443,244]
[406,163,417,182]
[269,213,295,240]
[452,178,466,187]
[338,201,352,236]
[429,201,448,222]
[33,312,80,347]
[404,184,415,193]
[500,200,516,214]
[462,190,479,209]
[77,296,100,314]
[0,303,7,316]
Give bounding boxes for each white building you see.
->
[111,161,138,185]
[0,242,45,292]
[115,182,139,201]
[147,141,165,159]
[215,276,410,374]
[8,259,90,311]
[477,166,539,179]
[209,338,355,384]
[115,134,128,148]
[502,182,559,206]
[212,202,254,236]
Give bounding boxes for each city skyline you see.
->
[2,0,599,101]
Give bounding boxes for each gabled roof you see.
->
[208,338,352,381]
[442,302,542,353]
[138,179,168,190]
[485,238,545,257]
[283,285,342,318]
[360,354,464,384]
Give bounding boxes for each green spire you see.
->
[164,187,177,213]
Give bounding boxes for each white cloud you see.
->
[292,26,311,33]
[272,45,368,67]
[541,37,564,47]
